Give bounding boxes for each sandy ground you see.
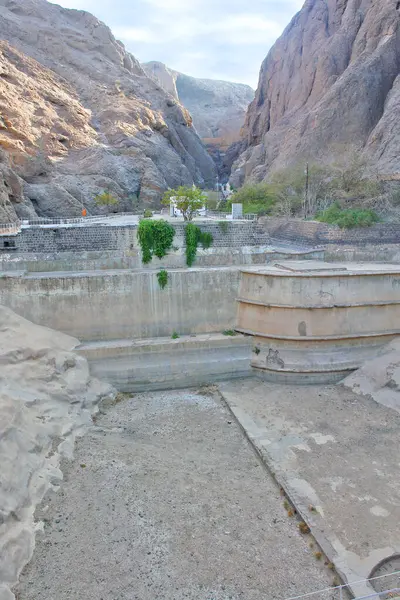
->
[218,379,400,598]
[16,389,337,600]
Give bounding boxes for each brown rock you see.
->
[231,0,400,187]
[0,0,216,219]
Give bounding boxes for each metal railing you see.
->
[283,570,400,600]
[205,210,258,221]
[0,212,144,235]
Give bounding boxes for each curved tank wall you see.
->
[236,262,400,383]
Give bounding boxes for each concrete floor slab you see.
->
[16,390,337,600]
[218,379,400,598]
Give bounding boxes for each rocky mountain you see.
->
[143,61,254,177]
[231,0,400,187]
[0,0,216,220]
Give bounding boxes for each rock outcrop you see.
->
[143,61,254,180]
[0,305,114,600]
[231,0,400,187]
[0,0,216,219]
[343,338,400,414]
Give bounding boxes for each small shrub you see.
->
[314,551,322,560]
[199,231,213,249]
[185,224,213,267]
[298,522,310,534]
[316,202,379,229]
[137,219,175,264]
[229,182,277,216]
[253,346,261,355]
[171,331,180,339]
[157,269,168,289]
[143,209,153,218]
[222,329,237,336]
[185,222,198,267]
[94,191,119,207]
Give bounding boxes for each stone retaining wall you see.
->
[0,221,269,254]
[260,217,400,246]
[0,268,241,341]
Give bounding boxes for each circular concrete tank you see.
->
[236,261,400,383]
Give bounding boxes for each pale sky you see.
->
[51,0,304,87]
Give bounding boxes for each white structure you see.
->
[169,197,206,218]
[231,203,243,219]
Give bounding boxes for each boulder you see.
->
[0,305,114,600]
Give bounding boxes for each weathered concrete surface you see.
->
[79,333,252,392]
[0,267,241,341]
[236,262,400,382]
[0,247,324,273]
[15,389,336,600]
[218,378,400,598]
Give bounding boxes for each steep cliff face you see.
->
[0,0,216,219]
[143,62,254,153]
[231,0,400,187]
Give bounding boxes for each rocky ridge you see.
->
[143,61,254,179]
[0,0,216,220]
[231,0,400,187]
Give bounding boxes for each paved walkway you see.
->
[218,379,400,598]
[17,390,335,600]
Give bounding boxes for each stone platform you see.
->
[236,261,400,383]
[79,333,252,392]
[218,378,400,598]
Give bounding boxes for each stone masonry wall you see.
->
[0,221,269,254]
[260,218,400,247]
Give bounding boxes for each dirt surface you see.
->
[16,389,336,600]
[218,379,400,598]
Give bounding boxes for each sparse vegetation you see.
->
[298,521,311,534]
[229,150,389,221]
[94,190,119,207]
[162,185,207,221]
[314,551,323,560]
[185,223,213,267]
[157,269,168,289]
[137,219,175,264]
[171,331,180,339]
[229,182,278,216]
[316,202,379,228]
[222,329,237,336]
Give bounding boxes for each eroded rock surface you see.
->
[0,305,113,600]
[0,0,216,218]
[343,337,400,414]
[143,61,254,172]
[231,0,400,186]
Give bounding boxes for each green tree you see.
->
[162,185,206,221]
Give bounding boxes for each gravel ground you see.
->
[16,389,337,600]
